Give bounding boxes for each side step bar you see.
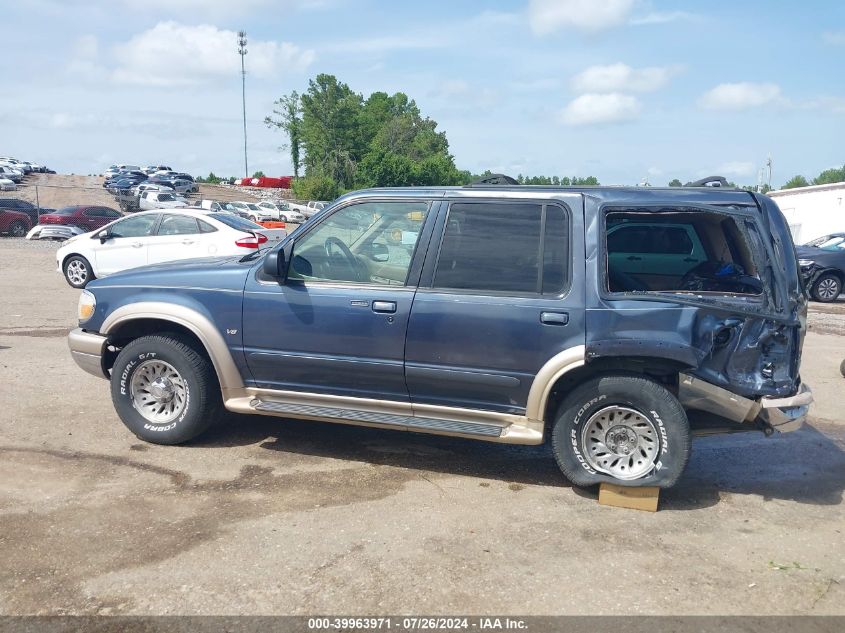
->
[253,399,503,438]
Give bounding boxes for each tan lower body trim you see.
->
[222,387,544,445]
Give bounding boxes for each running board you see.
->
[252,399,503,437]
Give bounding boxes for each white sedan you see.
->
[56,209,287,288]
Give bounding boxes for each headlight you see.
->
[78,290,96,323]
[798,259,814,268]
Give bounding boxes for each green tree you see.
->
[783,175,809,189]
[291,174,341,201]
[264,90,303,178]
[668,178,682,187]
[300,74,364,188]
[812,164,845,185]
[252,170,265,178]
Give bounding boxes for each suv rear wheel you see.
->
[110,334,222,444]
[551,375,691,488]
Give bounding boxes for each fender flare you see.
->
[101,302,244,390]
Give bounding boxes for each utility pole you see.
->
[237,31,248,178]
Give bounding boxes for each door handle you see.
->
[626,255,642,261]
[182,239,196,245]
[372,301,397,314]
[683,257,699,263]
[131,242,143,248]
[540,312,569,326]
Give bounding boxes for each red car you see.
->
[0,208,32,237]
[38,205,123,232]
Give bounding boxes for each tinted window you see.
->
[158,215,199,236]
[208,213,263,231]
[110,214,158,238]
[434,202,545,294]
[542,205,569,294]
[290,201,429,285]
[53,207,79,216]
[607,224,693,255]
[198,220,217,233]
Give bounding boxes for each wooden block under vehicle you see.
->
[598,483,660,512]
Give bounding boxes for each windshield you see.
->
[209,213,264,231]
[246,204,261,211]
[53,207,79,216]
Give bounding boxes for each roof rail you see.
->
[685,176,732,188]
[466,173,520,186]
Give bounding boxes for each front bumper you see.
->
[679,373,813,434]
[68,328,109,379]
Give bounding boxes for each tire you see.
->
[110,334,221,445]
[63,255,95,288]
[840,358,845,378]
[279,215,288,222]
[551,374,691,488]
[811,273,841,302]
[8,220,27,237]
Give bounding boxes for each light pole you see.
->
[237,30,248,178]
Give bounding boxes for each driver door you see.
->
[94,213,160,276]
[242,200,434,401]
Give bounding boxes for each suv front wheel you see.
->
[110,334,222,444]
[551,375,691,488]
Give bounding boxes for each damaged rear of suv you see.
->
[68,182,811,490]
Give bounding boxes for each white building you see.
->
[768,182,845,244]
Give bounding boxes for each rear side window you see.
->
[158,215,200,236]
[433,201,569,295]
[605,210,762,295]
[208,212,263,232]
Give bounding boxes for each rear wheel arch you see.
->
[541,356,691,430]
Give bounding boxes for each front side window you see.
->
[289,201,430,285]
[433,202,568,295]
[109,214,158,238]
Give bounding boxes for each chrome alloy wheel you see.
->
[817,277,840,300]
[66,260,88,285]
[129,360,187,424]
[581,406,660,480]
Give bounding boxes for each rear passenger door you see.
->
[405,197,586,415]
[146,214,207,264]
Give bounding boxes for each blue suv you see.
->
[68,185,812,489]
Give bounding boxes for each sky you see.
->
[1,0,844,187]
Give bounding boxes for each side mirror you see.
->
[369,242,389,262]
[97,230,110,244]
[263,247,287,280]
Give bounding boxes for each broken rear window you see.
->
[605,209,763,296]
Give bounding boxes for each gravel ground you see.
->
[0,238,843,616]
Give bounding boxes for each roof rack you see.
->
[466,173,520,186]
[685,176,732,188]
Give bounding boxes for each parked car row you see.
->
[56,208,286,288]
[0,155,54,191]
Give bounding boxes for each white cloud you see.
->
[528,0,636,34]
[630,11,698,25]
[822,30,845,46]
[67,35,106,78]
[699,82,781,110]
[112,22,315,86]
[571,63,681,93]
[559,93,641,125]
[715,161,755,177]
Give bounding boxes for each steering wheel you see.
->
[324,237,362,281]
